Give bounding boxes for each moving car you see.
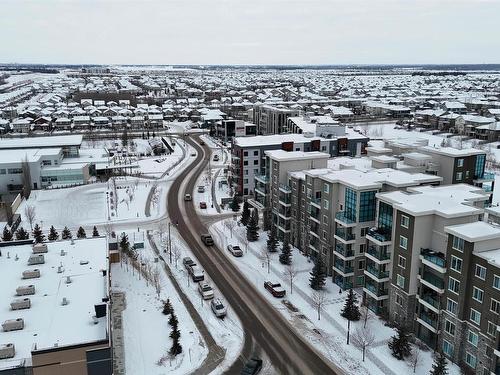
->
[183,257,196,269]
[184,193,192,201]
[200,140,205,146]
[264,281,286,298]
[213,154,219,161]
[211,298,227,318]
[240,357,263,375]
[227,244,243,257]
[188,265,204,282]
[201,234,214,246]
[198,282,214,300]
[199,202,207,209]
[190,152,196,157]
[197,186,205,193]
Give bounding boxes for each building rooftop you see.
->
[445,221,500,242]
[420,145,485,157]
[0,148,61,164]
[0,135,83,150]
[0,237,109,370]
[265,150,330,162]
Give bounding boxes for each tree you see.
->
[430,351,448,375]
[360,305,374,328]
[309,256,326,290]
[283,264,298,294]
[279,240,292,265]
[168,312,182,356]
[121,128,129,148]
[15,227,29,240]
[246,209,259,242]
[48,225,59,241]
[32,224,45,244]
[407,346,421,373]
[77,226,86,239]
[24,205,36,231]
[388,325,412,360]
[120,233,130,254]
[151,267,162,298]
[61,226,72,240]
[266,226,279,253]
[240,200,250,226]
[352,326,375,362]
[312,291,327,320]
[2,226,13,241]
[163,299,173,315]
[229,195,240,212]
[259,248,272,274]
[92,226,99,237]
[341,289,361,321]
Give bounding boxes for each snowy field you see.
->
[209,220,461,375]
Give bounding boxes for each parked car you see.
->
[189,265,204,282]
[184,193,192,201]
[183,257,196,269]
[227,244,243,257]
[213,154,220,161]
[240,357,263,375]
[200,141,205,146]
[197,186,205,193]
[198,282,214,300]
[201,234,214,246]
[264,281,286,298]
[200,202,207,209]
[211,298,227,318]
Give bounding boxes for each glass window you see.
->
[465,352,477,368]
[494,275,500,290]
[487,321,496,337]
[467,330,479,347]
[447,299,458,315]
[475,264,486,280]
[450,256,462,273]
[491,298,500,314]
[472,287,483,303]
[452,236,464,251]
[470,309,481,325]
[474,154,485,179]
[457,158,464,167]
[398,255,406,269]
[399,235,408,250]
[345,188,357,222]
[359,190,376,222]
[401,215,409,228]
[395,294,403,306]
[323,184,329,194]
[456,172,463,181]
[445,320,455,335]
[448,277,460,294]
[396,274,405,288]
[323,200,329,210]
[443,340,454,357]
[378,202,393,232]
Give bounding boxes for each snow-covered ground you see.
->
[209,220,461,375]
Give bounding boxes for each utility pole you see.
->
[347,319,351,345]
[168,222,172,264]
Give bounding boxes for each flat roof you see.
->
[0,148,61,164]
[265,150,330,162]
[0,135,83,150]
[421,145,485,157]
[445,221,500,242]
[0,237,109,370]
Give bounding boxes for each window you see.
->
[7,168,22,174]
[399,235,408,250]
[322,215,328,224]
[401,215,409,228]
[487,321,497,337]
[344,188,358,222]
[475,264,486,280]
[457,158,464,167]
[358,260,365,270]
[446,299,458,315]
[361,227,369,236]
[470,308,481,325]
[467,330,479,347]
[253,151,258,156]
[359,244,366,253]
[395,294,403,306]
[442,340,454,357]
[456,172,463,181]
[359,190,376,222]
[244,170,248,175]
[323,200,329,210]
[465,352,477,368]
[452,236,464,251]
[322,231,327,240]
[398,255,406,269]
[0,169,5,174]
[253,160,258,165]
[491,298,500,314]
[448,277,460,294]
[324,184,329,194]
[450,256,462,273]
[472,287,483,303]
[475,154,486,179]
[243,160,248,166]
[243,179,248,184]
[444,320,455,335]
[494,275,500,290]
[243,151,248,156]
[378,202,393,232]
[396,274,405,288]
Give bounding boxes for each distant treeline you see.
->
[411,71,467,76]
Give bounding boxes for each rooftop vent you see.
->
[65,276,72,284]
[61,297,69,306]
[0,343,15,359]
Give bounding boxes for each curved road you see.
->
[167,135,343,375]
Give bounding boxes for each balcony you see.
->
[417,293,441,313]
[255,185,268,196]
[333,260,354,276]
[279,183,292,193]
[334,244,354,259]
[366,245,391,263]
[416,311,440,333]
[334,227,356,243]
[311,197,321,208]
[335,211,356,227]
[309,237,320,251]
[418,272,445,293]
[279,194,291,206]
[310,206,321,223]
[474,171,495,183]
[334,275,353,290]
[365,265,390,281]
[420,249,446,273]
[255,174,269,184]
[364,281,389,300]
[366,228,392,246]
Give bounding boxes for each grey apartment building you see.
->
[252,105,301,135]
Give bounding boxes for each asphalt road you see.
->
[167,134,343,375]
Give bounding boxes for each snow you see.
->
[0,135,83,149]
[444,221,500,242]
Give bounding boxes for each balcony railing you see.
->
[335,244,354,258]
[279,183,292,193]
[255,174,269,184]
[421,249,446,268]
[335,228,355,241]
[367,228,391,243]
[420,294,440,310]
[421,272,444,290]
[367,246,391,261]
[418,311,439,329]
[311,197,321,206]
[335,211,356,225]
[366,265,389,279]
[364,281,388,297]
[334,260,353,274]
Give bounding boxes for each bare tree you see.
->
[24,205,36,231]
[283,264,298,294]
[172,242,182,268]
[151,266,162,298]
[360,305,375,328]
[225,219,236,238]
[150,183,160,210]
[407,346,421,373]
[312,291,327,320]
[352,326,375,362]
[242,235,249,254]
[104,223,114,237]
[259,248,272,274]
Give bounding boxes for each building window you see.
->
[470,308,481,325]
[465,352,477,368]
[448,277,460,294]
[456,172,463,181]
[345,188,358,222]
[323,215,328,224]
[361,227,369,236]
[487,321,497,337]
[444,320,455,335]
[243,151,248,156]
[358,260,365,270]
[491,298,500,314]
[399,235,408,250]
[398,255,406,269]
[467,330,479,347]
[324,184,329,194]
[475,154,485,179]
[446,299,458,315]
[243,160,248,166]
[396,274,405,289]
[359,244,365,253]
[7,168,23,174]
[378,202,393,232]
[475,264,486,280]
[452,236,464,251]
[442,340,454,357]
[359,190,376,222]
[0,169,5,174]
[400,215,409,228]
[323,200,329,210]
[457,158,464,167]
[395,294,403,306]
[450,256,462,273]
[322,231,327,240]
[472,287,483,303]
[253,160,258,165]
[494,275,500,290]
[253,151,258,156]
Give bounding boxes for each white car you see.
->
[198,282,214,300]
[211,298,227,318]
[227,244,243,257]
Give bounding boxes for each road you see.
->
[167,134,343,375]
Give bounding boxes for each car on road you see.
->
[213,154,219,161]
[197,186,205,193]
[198,282,214,300]
[227,244,243,257]
[188,265,205,282]
[183,257,196,269]
[200,141,205,146]
[199,201,207,209]
[184,193,192,201]
[190,152,196,157]
[211,298,227,318]
[264,281,286,298]
[240,357,263,375]
[201,234,214,246]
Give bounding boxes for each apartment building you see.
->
[252,105,301,135]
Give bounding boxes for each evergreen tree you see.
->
[163,299,173,315]
[340,289,361,321]
[240,200,250,226]
[388,325,412,360]
[279,240,292,265]
[141,131,145,139]
[152,131,156,138]
[47,226,59,241]
[266,226,279,253]
[229,195,240,212]
[121,128,128,148]
[61,226,72,240]
[246,209,260,242]
[168,312,182,356]
[2,226,13,241]
[92,226,99,237]
[120,233,131,256]
[309,256,326,290]
[32,224,45,244]
[430,351,448,375]
[147,130,150,138]
[15,227,29,240]
[77,226,86,239]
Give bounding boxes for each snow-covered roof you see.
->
[445,221,500,242]
[264,150,330,162]
[0,135,83,149]
[420,145,485,157]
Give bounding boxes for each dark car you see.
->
[264,281,286,298]
[183,257,196,269]
[200,202,207,209]
[201,234,214,246]
[240,357,262,375]
[200,140,205,146]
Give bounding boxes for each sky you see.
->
[1,0,499,65]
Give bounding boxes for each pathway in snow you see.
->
[111,292,126,375]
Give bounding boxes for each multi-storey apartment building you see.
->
[252,105,301,135]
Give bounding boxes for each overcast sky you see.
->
[1,0,499,65]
